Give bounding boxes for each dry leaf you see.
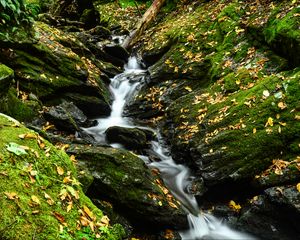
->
[229,200,241,211]
[19,133,36,139]
[100,215,110,227]
[57,166,64,176]
[265,117,274,127]
[278,102,287,110]
[253,128,257,134]
[184,86,192,92]
[83,205,94,220]
[31,195,41,205]
[67,202,73,212]
[296,183,300,192]
[4,192,18,200]
[53,212,65,224]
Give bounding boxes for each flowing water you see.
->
[84,56,255,240]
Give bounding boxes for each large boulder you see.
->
[0,22,112,118]
[105,126,149,150]
[67,144,188,230]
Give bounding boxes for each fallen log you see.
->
[122,0,167,50]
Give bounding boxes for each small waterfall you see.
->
[84,56,255,239]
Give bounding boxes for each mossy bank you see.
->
[0,114,125,239]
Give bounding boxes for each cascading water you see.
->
[84,56,255,240]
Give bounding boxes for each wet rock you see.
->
[67,144,189,230]
[103,44,130,62]
[105,126,148,150]
[43,101,92,132]
[233,192,300,240]
[87,26,111,39]
[142,41,172,67]
[63,92,111,117]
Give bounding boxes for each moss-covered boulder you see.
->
[0,22,112,118]
[67,144,188,230]
[0,114,125,239]
[0,64,14,93]
[127,0,300,200]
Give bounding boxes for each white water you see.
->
[84,56,255,239]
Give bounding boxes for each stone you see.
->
[43,101,90,132]
[105,126,148,150]
[67,144,189,230]
[103,44,129,62]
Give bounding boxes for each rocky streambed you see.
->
[0,0,300,239]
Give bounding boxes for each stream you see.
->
[83,56,255,239]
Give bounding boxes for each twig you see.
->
[134,1,143,17]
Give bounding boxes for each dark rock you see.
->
[233,192,300,240]
[80,8,100,29]
[43,101,90,132]
[142,41,172,67]
[67,144,189,230]
[105,126,148,150]
[63,92,111,117]
[103,44,130,62]
[87,26,111,39]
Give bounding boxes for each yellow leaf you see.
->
[265,117,274,127]
[184,86,192,92]
[295,115,300,120]
[235,79,241,85]
[4,192,18,200]
[229,200,241,211]
[19,133,37,139]
[100,215,110,227]
[57,166,64,176]
[67,202,73,212]
[296,183,300,192]
[31,195,41,205]
[253,128,257,134]
[83,205,94,220]
[277,102,287,110]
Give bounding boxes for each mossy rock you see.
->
[0,114,125,239]
[263,5,300,67]
[0,22,112,117]
[0,64,14,93]
[67,144,188,230]
[0,88,41,123]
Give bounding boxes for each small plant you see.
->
[0,0,39,28]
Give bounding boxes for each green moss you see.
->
[0,88,40,122]
[0,64,14,80]
[0,115,124,239]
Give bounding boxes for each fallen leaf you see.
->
[4,192,18,200]
[83,205,94,220]
[18,133,36,139]
[6,142,28,156]
[296,183,300,192]
[184,86,192,92]
[67,202,73,212]
[263,90,270,98]
[31,195,41,205]
[265,117,274,127]
[100,215,110,227]
[53,212,65,224]
[229,200,241,211]
[253,128,257,134]
[56,166,64,176]
[277,102,287,110]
